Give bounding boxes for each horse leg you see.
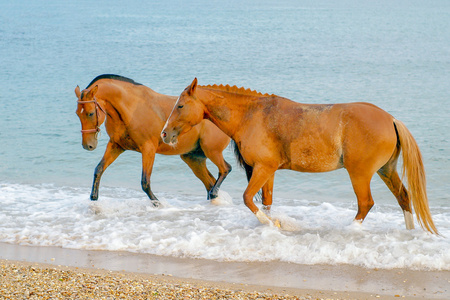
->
[141,145,159,206]
[91,141,124,200]
[377,166,415,230]
[261,174,275,212]
[243,165,279,227]
[199,124,232,199]
[180,153,216,199]
[202,151,232,200]
[348,172,375,224]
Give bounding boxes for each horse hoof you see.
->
[208,194,218,201]
[273,219,282,228]
[151,200,161,207]
[208,190,219,200]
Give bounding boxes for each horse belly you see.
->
[288,142,343,173]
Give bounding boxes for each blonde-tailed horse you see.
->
[161,78,437,234]
[75,75,232,206]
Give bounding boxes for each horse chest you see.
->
[104,120,139,151]
[117,137,139,151]
[109,129,140,151]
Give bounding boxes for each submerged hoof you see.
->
[210,190,233,206]
[151,200,161,208]
[272,218,282,228]
[90,191,99,201]
[207,190,219,200]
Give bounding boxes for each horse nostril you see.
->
[162,132,167,138]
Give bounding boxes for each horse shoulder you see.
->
[199,120,231,148]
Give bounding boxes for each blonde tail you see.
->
[394,119,438,234]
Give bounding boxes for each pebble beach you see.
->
[1,261,305,300]
[0,260,402,300]
[1,242,449,300]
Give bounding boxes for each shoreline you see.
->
[1,242,448,299]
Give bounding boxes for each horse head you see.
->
[75,85,106,151]
[161,78,204,145]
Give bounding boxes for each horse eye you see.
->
[178,105,184,109]
[88,112,94,117]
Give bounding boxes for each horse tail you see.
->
[231,140,262,201]
[231,140,253,181]
[394,119,438,234]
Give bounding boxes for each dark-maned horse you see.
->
[161,78,437,234]
[75,75,232,206]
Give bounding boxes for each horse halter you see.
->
[77,97,106,139]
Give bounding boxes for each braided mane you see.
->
[200,84,274,98]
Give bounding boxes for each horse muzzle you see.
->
[82,140,98,151]
[161,130,178,145]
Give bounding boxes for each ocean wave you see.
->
[0,182,449,271]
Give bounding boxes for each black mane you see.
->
[85,74,143,88]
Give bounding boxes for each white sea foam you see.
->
[210,190,233,206]
[0,182,449,271]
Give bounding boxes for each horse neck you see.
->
[198,87,255,139]
[95,83,131,125]
[97,82,173,127]
[153,93,178,119]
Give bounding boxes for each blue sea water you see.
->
[0,0,449,270]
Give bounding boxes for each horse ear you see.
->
[88,85,99,98]
[188,78,198,95]
[75,86,81,99]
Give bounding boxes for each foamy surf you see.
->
[270,213,302,232]
[210,190,233,206]
[0,182,449,271]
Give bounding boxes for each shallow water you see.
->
[1,185,448,270]
[1,0,449,270]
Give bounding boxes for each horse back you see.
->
[255,99,397,172]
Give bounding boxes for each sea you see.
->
[0,0,449,271]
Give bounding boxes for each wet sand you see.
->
[1,242,448,299]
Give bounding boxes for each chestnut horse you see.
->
[161,78,437,234]
[75,75,231,206]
